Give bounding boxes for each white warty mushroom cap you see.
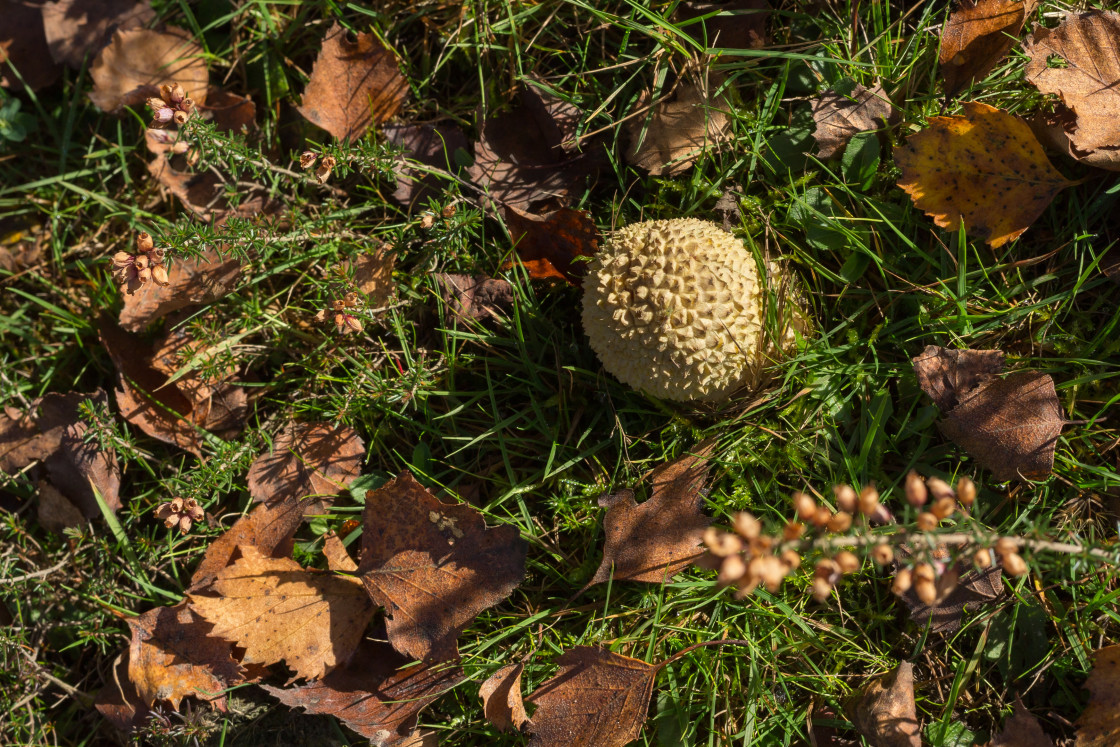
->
[582,218,798,402]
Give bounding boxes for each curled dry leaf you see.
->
[88,27,208,112]
[189,498,304,590]
[1024,11,1120,171]
[592,441,715,585]
[527,647,657,747]
[383,122,469,210]
[40,0,154,68]
[297,21,408,143]
[625,75,732,176]
[844,662,921,747]
[480,663,530,733]
[992,698,1056,747]
[503,206,600,285]
[1075,644,1120,747]
[150,325,247,438]
[811,83,898,159]
[263,637,464,746]
[246,421,364,513]
[0,0,61,91]
[912,345,1005,412]
[189,545,374,682]
[119,247,241,331]
[894,102,1074,247]
[358,472,528,662]
[940,0,1037,98]
[675,0,769,53]
[434,273,515,325]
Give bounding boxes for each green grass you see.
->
[2,0,1118,744]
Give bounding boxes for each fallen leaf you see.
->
[189,545,374,681]
[246,422,364,513]
[939,371,1064,481]
[844,662,921,747]
[297,21,408,143]
[383,122,469,210]
[94,653,150,732]
[480,663,530,733]
[263,637,463,745]
[811,83,898,159]
[37,480,86,532]
[912,345,1005,412]
[0,394,75,475]
[0,0,61,91]
[149,325,247,438]
[434,273,514,325]
[45,395,122,516]
[189,498,304,590]
[527,647,657,747]
[88,27,208,112]
[992,698,1055,747]
[900,563,1003,634]
[358,471,527,661]
[468,79,600,211]
[199,88,256,134]
[675,1,769,53]
[0,232,43,274]
[127,602,241,709]
[119,247,241,331]
[40,0,154,68]
[625,75,732,176]
[1075,644,1120,747]
[503,206,600,285]
[592,441,715,585]
[351,247,396,308]
[146,155,278,223]
[894,101,1075,248]
[1024,11,1120,171]
[940,0,1037,98]
[322,532,358,573]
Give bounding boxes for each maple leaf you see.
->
[189,545,374,681]
[480,663,530,733]
[912,345,1005,412]
[434,273,515,325]
[246,421,364,513]
[940,0,1037,98]
[119,248,241,332]
[1075,644,1120,747]
[189,498,304,589]
[625,75,732,176]
[358,472,527,662]
[591,441,715,586]
[992,698,1056,747]
[263,637,463,745]
[527,647,657,747]
[0,0,60,91]
[503,206,600,285]
[675,1,769,54]
[811,83,897,159]
[383,122,469,210]
[844,662,921,747]
[40,0,154,69]
[1024,11,1120,171]
[88,27,208,112]
[894,101,1075,248]
[297,22,408,143]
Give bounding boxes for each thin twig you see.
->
[0,558,69,585]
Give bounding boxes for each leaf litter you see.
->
[811,82,898,159]
[939,0,1037,98]
[625,73,732,176]
[41,0,154,69]
[245,421,364,513]
[88,27,208,112]
[844,662,921,747]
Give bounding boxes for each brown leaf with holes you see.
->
[246,422,364,514]
[119,247,241,331]
[358,472,527,662]
[894,102,1074,247]
[626,75,732,176]
[812,83,898,159]
[503,206,600,285]
[912,345,1005,411]
[128,602,242,709]
[939,371,1064,481]
[675,1,769,53]
[189,545,374,682]
[384,122,470,210]
[88,27,208,112]
[1075,645,1120,747]
[940,0,1037,98]
[844,662,921,747]
[40,0,154,68]
[993,698,1055,747]
[0,0,60,91]
[1024,11,1120,171]
[527,647,657,747]
[480,663,530,733]
[592,441,715,585]
[297,22,408,143]
[434,273,514,325]
[263,637,463,746]
[146,155,278,223]
[189,498,304,590]
[900,563,1003,633]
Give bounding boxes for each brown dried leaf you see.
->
[591,441,715,585]
[625,76,732,176]
[0,398,67,475]
[297,22,408,143]
[1024,11,1120,170]
[119,247,241,331]
[0,0,60,91]
[358,472,527,661]
[480,663,530,733]
[45,398,122,516]
[88,27,208,112]
[351,247,396,308]
[527,647,657,747]
[94,653,150,732]
[940,0,1036,98]
[503,206,600,286]
[912,345,1005,411]
[434,273,514,325]
[675,1,769,53]
[199,88,256,134]
[146,155,277,223]
[1075,645,1120,747]
[844,662,921,747]
[37,481,86,532]
[246,422,364,513]
[149,325,246,438]
[189,545,374,682]
[900,563,1003,634]
[322,533,358,573]
[812,83,898,159]
[0,234,43,274]
[263,637,463,746]
[189,498,304,590]
[383,122,469,210]
[127,602,241,709]
[993,698,1056,747]
[894,102,1074,248]
[939,371,1064,481]
[40,0,154,68]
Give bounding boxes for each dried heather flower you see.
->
[916,512,938,531]
[913,562,936,584]
[718,554,747,586]
[905,471,927,507]
[732,511,761,540]
[834,550,860,574]
[827,511,852,533]
[925,477,954,502]
[871,543,894,565]
[1001,551,1028,576]
[956,476,977,507]
[316,155,337,184]
[931,496,956,520]
[300,151,317,170]
[148,83,194,128]
[703,527,743,557]
[857,485,879,516]
[811,576,833,602]
[782,520,804,541]
[753,554,788,592]
[811,506,832,528]
[112,251,146,294]
[994,537,1019,558]
[915,576,938,604]
[780,549,801,570]
[154,497,204,533]
[892,567,913,594]
[833,484,858,513]
[792,492,816,521]
[974,548,993,568]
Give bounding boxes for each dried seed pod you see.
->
[811,506,833,528]
[732,512,761,540]
[703,527,743,557]
[913,562,936,584]
[905,471,928,507]
[973,548,993,568]
[792,492,817,522]
[835,550,860,574]
[931,496,956,520]
[783,520,805,541]
[814,558,840,583]
[753,555,788,593]
[916,512,939,531]
[300,151,317,170]
[316,155,338,184]
[892,567,913,594]
[1001,552,1028,576]
[858,485,880,516]
[994,537,1019,558]
[150,263,170,287]
[871,543,894,566]
[956,476,977,508]
[718,554,748,586]
[827,511,853,533]
[926,477,954,502]
[833,484,858,513]
[780,549,801,570]
[811,577,832,602]
[915,577,938,604]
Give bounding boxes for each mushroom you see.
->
[581,218,805,402]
